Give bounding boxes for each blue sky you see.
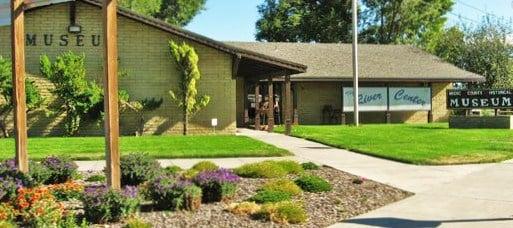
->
[186,0,513,41]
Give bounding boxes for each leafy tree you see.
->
[0,56,43,137]
[429,18,513,89]
[168,41,210,135]
[256,0,352,42]
[122,97,163,136]
[360,0,453,46]
[153,0,207,26]
[255,0,453,46]
[40,52,103,136]
[119,0,206,27]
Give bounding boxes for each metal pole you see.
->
[352,0,359,126]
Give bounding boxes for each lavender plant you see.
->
[41,156,78,184]
[194,169,240,202]
[82,185,140,224]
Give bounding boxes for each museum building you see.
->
[0,0,484,135]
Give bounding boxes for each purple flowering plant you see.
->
[0,159,34,202]
[148,174,197,210]
[82,185,140,224]
[194,169,240,203]
[41,156,78,184]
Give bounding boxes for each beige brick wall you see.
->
[296,82,452,125]
[0,2,236,135]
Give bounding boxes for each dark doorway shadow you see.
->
[344,217,513,228]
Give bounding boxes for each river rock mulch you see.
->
[80,166,412,227]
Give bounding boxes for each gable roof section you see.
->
[22,0,307,75]
[227,42,485,83]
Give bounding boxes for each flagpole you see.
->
[352,0,359,126]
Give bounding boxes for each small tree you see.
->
[0,56,43,137]
[168,41,210,135]
[121,97,163,136]
[40,52,103,136]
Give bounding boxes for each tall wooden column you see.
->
[267,77,274,132]
[11,0,28,173]
[284,75,292,135]
[103,0,120,189]
[254,83,261,130]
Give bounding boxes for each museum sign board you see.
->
[447,89,513,109]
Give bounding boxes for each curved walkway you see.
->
[238,128,513,227]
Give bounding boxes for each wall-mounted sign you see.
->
[447,89,513,109]
[342,87,432,112]
[25,34,101,47]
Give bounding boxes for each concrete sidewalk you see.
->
[238,128,513,227]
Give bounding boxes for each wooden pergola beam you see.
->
[11,0,28,173]
[103,0,121,189]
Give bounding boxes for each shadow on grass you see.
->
[344,217,513,228]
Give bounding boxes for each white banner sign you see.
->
[343,87,388,112]
[389,87,431,111]
[343,87,432,112]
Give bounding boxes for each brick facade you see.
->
[0,2,236,135]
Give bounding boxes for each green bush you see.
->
[261,179,302,196]
[183,185,202,211]
[182,169,199,180]
[256,201,307,224]
[163,165,183,175]
[82,186,140,224]
[250,190,292,203]
[41,156,78,184]
[120,153,161,186]
[191,161,218,172]
[85,174,106,182]
[123,217,152,228]
[295,175,332,193]
[234,161,287,178]
[301,162,320,170]
[28,161,52,185]
[148,175,196,210]
[273,160,303,174]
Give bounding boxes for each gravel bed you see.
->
[79,166,412,227]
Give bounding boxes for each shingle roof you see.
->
[23,0,307,74]
[226,42,485,82]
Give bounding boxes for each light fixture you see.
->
[68,1,81,34]
[68,25,82,33]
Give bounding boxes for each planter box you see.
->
[449,116,513,129]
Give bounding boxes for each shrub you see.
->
[0,203,15,222]
[0,221,16,228]
[85,174,106,182]
[183,185,202,211]
[41,156,78,184]
[234,161,287,178]
[256,201,307,224]
[273,160,303,174]
[260,179,302,196]
[301,162,320,170]
[182,169,199,180]
[120,153,161,186]
[82,185,140,224]
[148,175,193,210]
[28,161,52,185]
[194,169,240,203]
[191,161,218,172]
[123,217,152,228]
[14,187,65,227]
[227,202,261,215]
[163,165,183,175]
[295,175,332,193]
[250,190,291,204]
[48,181,84,201]
[0,160,34,202]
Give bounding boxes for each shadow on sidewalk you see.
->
[343,217,513,227]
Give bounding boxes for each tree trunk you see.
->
[183,108,188,136]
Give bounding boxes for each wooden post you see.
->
[11,0,28,173]
[254,83,261,130]
[284,75,292,135]
[243,82,249,126]
[103,0,120,189]
[267,77,274,132]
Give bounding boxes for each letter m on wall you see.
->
[26,34,36,46]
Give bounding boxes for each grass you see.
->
[0,135,290,161]
[276,123,513,165]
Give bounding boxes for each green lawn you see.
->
[276,123,513,165]
[0,135,290,161]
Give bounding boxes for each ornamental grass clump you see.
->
[255,201,307,224]
[82,185,140,224]
[191,161,219,172]
[301,162,320,170]
[273,160,304,174]
[234,161,287,178]
[250,190,292,204]
[227,202,261,216]
[148,174,202,211]
[194,169,240,203]
[120,153,162,186]
[295,175,332,193]
[41,156,78,184]
[260,179,302,196]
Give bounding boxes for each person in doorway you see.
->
[261,96,270,130]
[274,96,281,125]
